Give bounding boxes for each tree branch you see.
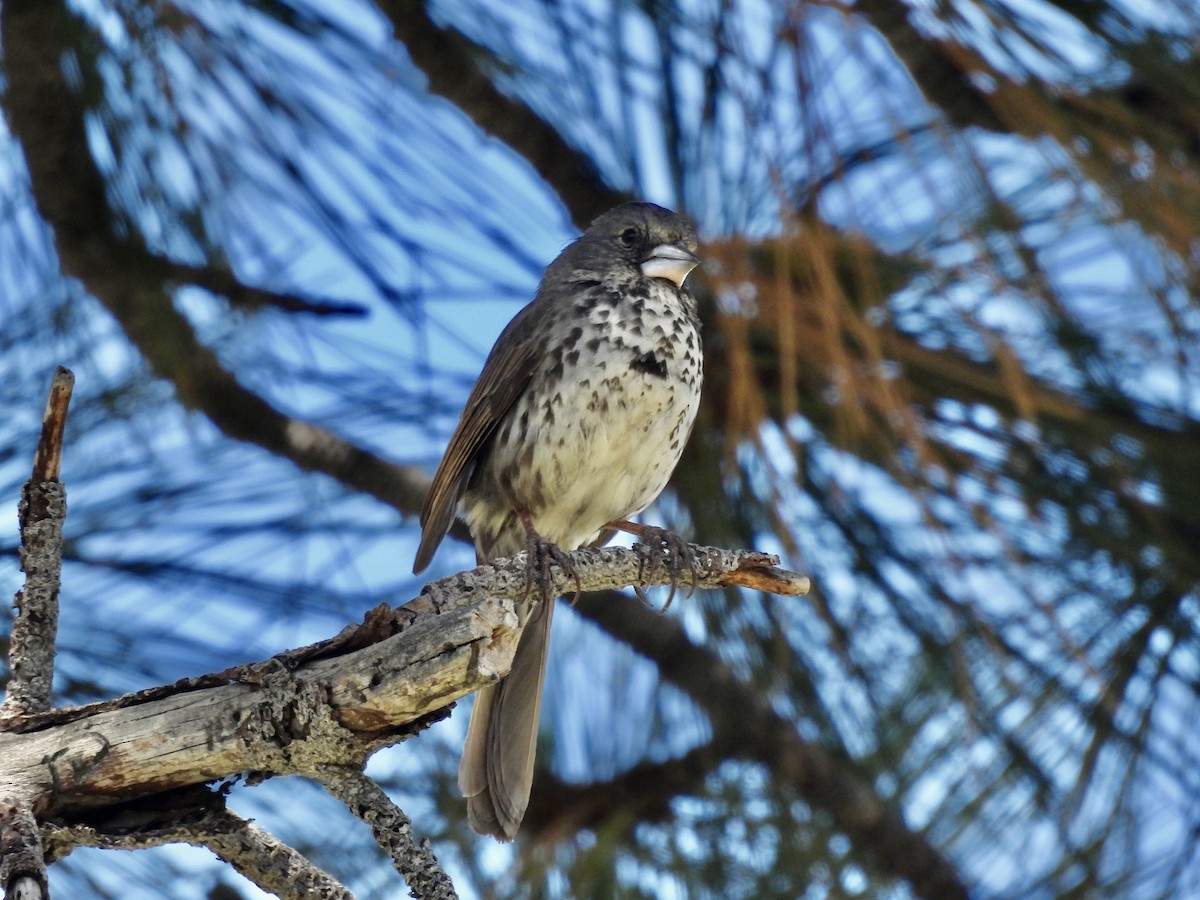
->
[1,367,74,723]
[43,804,352,900]
[202,812,354,900]
[0,800,47,900]
[320,766,456,900]
[377,0,626,228]
[525,741,729,839]
[853,0,1005,132]
[171,260,368,318]
[0,545,798,817]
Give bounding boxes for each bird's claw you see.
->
[524,531,582,605]
[633,583,655,608]
[632,526,699,612]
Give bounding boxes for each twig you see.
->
[1,366,74,723]
[203,812,354,900]
[171,259,368,318]
[29,367,73,485]
[0,800,48,900]
[415,544,809,615]
[320,766,456,900]
[42,808,352,900]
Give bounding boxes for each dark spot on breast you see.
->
[631,351,669,379]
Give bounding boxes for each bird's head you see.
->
[560,201,701,288]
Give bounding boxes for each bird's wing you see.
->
[413,301,545,573]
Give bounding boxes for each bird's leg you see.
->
[517,509,582,604]
[606,520,698,611]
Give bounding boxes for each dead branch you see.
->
[320,766,456,900]
[1,367,74,723]
[0,546,805,819]
[202,812,355,900]
[43,806,351,900]
[0,800,47,900]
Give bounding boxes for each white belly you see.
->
[522,362,698,548]
[463,277,702,556]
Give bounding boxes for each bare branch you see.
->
[171,260,368,318]
[320,766,456,900]
[43,807,352,900]
[417,545,807,610]
[0,545,798,817]
[1,367,74,723]
[29,368,73,485]
[203,812,355,900]
[0,800,47,900]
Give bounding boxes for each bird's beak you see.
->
[640,243,700,287]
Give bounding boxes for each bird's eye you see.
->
[618,227,640,248]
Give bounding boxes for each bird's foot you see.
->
[518,512,582,604]
[609,521,698,612]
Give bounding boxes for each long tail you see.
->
[458,595,555,840]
